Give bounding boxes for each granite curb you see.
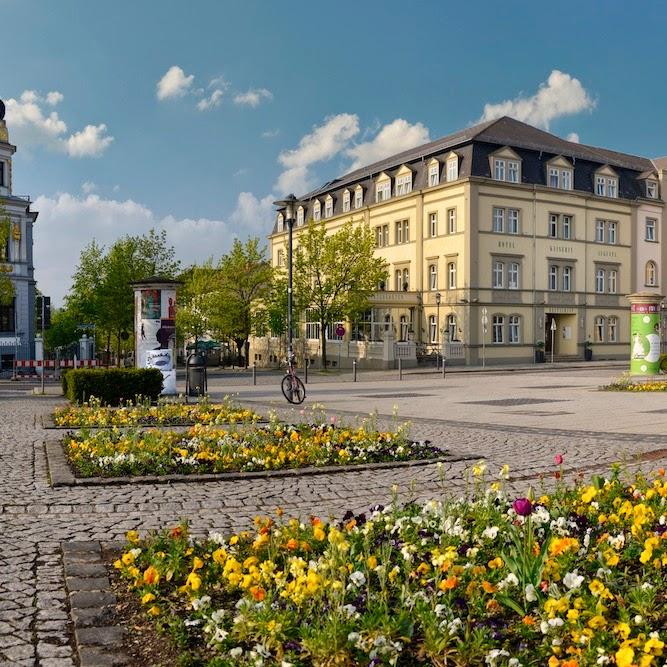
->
[45,437,479,487]
[61,541,129,667]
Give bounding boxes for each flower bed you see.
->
[603,380,667,392]
[115,465,667,666]
[65,422,442,478]
[53,396,261,427]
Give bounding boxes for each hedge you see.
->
[63,368,164,405]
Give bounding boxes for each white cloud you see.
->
[346,119,431,170]
[81,181,97,194]
[233,88,273,108]
[156,65,195,100]
[197,88,224,111]
[33,191,273,305]
[65,124,113,157]
[479,70,596,130]
[275,166,312,197]
[4,90,114,158]
[566,132,580,143]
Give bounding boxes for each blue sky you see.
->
[2,0,667,304]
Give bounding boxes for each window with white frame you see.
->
[448,208,457,234]
[375,224,389,248]
[595,219,605,243]
[342,191,350,213]
[561,169,572,190]
[324,197,333,218]
[646,218,657,241]
[493,159,506,181]
[646,261,657,286]
[608,316,618,342]
[492,261,504,288]
[548,265,559,291]
[647,180,658,199]
[563,215,572,239]
[608,269,617,294]
[448,262,456,289]
[428,163,439,187]
[508,315,520,343]
[297,207,304,226]
[305,309,320,340]
[447,314,457,341]
[402,268,409,290]
[507,160,519,183]
[376,181,390,202]
[596,176,606,196]
[399,315,409,341]
[447,157,458,181]
[276,249,284,267]
[429,264,438,290]
[395,173,412,196]
[493,207,505,233]
[595,268,605,293]
[548,214,558,238]
[507,209,519,234]
[607,221,617,245]
[429,315,438,343]
[595,316,605,342]
[548,166,573,190]
[606,177,617,198]
[562,266,572,292]
[277,213,284,231]
[492,315,505,343]
[395,219,409,244]
[394,270,402,291]
[508,262,519,289]
[429,212,437,237]
[549,167,559,188]
[355,188,363,209]
[313,201,321,221]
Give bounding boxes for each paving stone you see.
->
[78,647,129,666]
[66,577,110,592]
[69,591,116,609]
[70,606,115,628]
[76,626,125,647]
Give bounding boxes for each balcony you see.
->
[369,290,420,305]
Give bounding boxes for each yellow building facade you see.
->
[267,116,664,367]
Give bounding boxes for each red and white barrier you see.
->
[15,360,98,369]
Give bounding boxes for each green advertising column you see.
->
[627,292,664,375]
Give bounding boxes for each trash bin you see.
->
[186,352,207,397]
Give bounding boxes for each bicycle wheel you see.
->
[281,374,306,404]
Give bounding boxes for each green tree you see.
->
[0,206,15,305]
[292,219,388,368]
[210,238,273,367]
[43,306,81,353]
[176,261,218,349]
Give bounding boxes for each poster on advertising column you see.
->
[630,303,661,375]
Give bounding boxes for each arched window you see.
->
[399,315,408,341]
[277,213,284,232]
[448,262,456,289]
[296,206,304,226]
[646,261,657,287]
[429,264,437,290]
[402,268,409,291]
[313,201,321,221]
[429,315,438,343]
[608,316,618,343]
[447,314,457,341]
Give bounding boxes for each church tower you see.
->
[0,99,38,370]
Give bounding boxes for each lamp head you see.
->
[435,292,441,305]
[273,193,297,220]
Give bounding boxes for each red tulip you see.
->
[554,454,564,466]
[512,498,533,516]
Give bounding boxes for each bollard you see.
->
[442,356,446,379]
[353,360,357,382]
[398,357,402,380]
[435,353,439,371]
[253,363,257,386]
[304,358,308,384]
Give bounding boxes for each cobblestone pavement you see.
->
[1,367,666,664]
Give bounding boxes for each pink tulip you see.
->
[554,454,563,466]
[512,498,533,516]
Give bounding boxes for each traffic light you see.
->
[35,295,51,330]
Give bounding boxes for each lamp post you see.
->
[435,292,441,368]
[481,306,488,368]
[273,194,298,367]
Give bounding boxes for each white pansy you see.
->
[525,583,537,602]
[230,647,243,658]
[563,571,584,590]
[482,525,499,540]
[349,571,366,587]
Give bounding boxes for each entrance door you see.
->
[545,316,558,359]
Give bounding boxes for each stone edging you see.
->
[45,438,479,488]
[62,541,129,667]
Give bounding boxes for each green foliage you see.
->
[176,261,218,344]
[44,307,82,352]
[0,205,14,305]
[63,367,163,405]
[292,219,388,366]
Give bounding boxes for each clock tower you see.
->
[0,99,38,372]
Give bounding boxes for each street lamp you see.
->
[481,306,488,368]
[435,292,441,343]
[273,194,298,367]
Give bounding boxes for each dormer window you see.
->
[324,195,333,218]
[491,149,521,183]
[494,159,505,181]
[547,159,573,190]
[342,190,350,212]
[395,173,412,196]
[595,168,618,198]
[447,155,459,181]
[277,213,284,232]
[376,178,391,203]
[313,200,321,221]
[647,180,658,199]
[296,206,304,226]
[354,186,363,209]
[428,161,439,187]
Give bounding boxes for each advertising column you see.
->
[627,292,664,376]
[130,279,181,394]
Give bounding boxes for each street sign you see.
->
[335,325,345,337]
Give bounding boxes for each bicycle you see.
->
[281,352,306,404]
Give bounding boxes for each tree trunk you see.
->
[106,332,111,368]
[244,340,250,368]
[321,324,327,369]
[116,331,122,367]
